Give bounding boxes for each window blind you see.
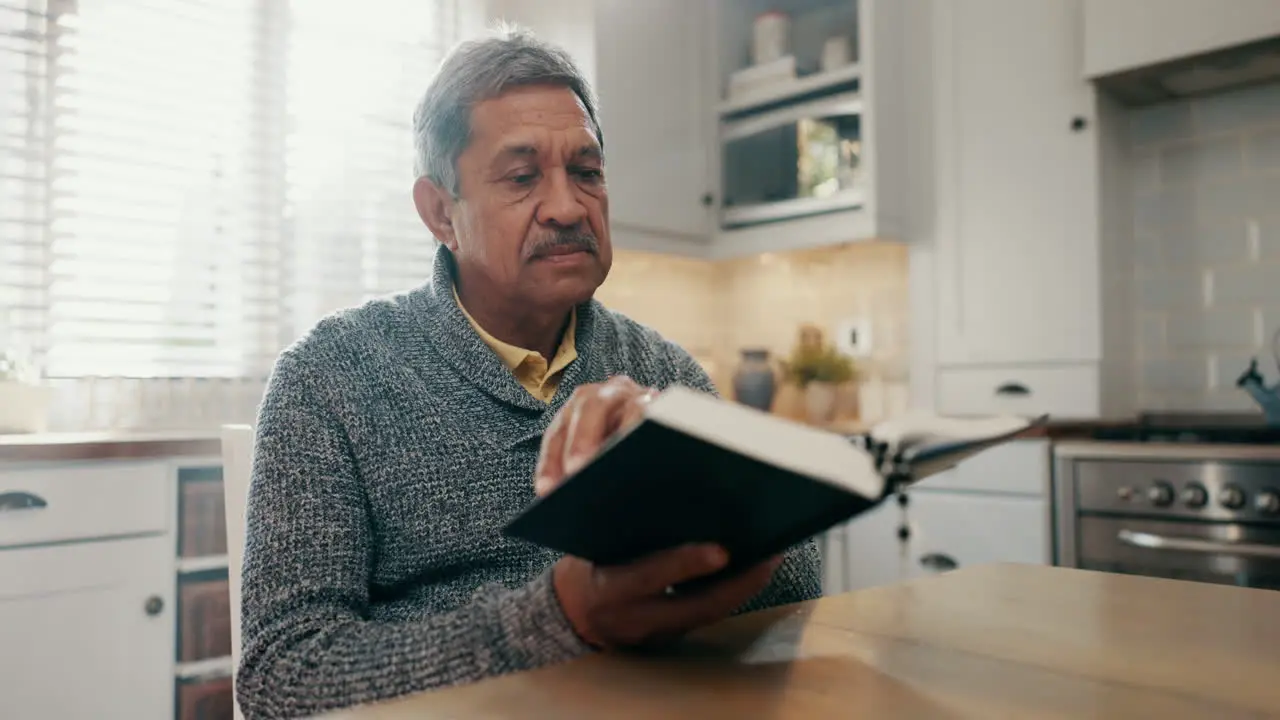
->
[0,0,48,374]
[0,0,457,379]
[44,0,265,377]
[282,0,451,341]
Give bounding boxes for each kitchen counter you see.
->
[1055,439,1280,462]
[0,431,222,462]
[320,564,1280,719]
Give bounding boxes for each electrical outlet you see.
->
[834,317,873,358]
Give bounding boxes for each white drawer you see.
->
[937,364,1100,420]
[913,440,1050,496]
[0,461,171,549]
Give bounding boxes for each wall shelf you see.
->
[717,62,862,116]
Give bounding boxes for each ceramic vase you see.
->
[732,348,776,411]
[804,381,839,424]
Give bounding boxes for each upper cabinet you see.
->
[923,0,1134,420]
[932,0,1100,368]
[592,0,715,248]
[707,0,909,259]
[588,0,911,259]
[1083,0,1280,79]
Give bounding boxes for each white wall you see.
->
[484,0,596,88]
[1129,81,1280,411]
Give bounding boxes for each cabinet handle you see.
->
[919,553,959,572]
[144,596,165,616]
[1071,116,1088,132]
[995,382,1031,397]
[0,491,48,513]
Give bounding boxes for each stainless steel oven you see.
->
[1055,442,1280,591]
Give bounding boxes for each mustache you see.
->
[527,229,600,258]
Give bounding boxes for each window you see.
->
[283,0,453,341]
[0,0,457,379]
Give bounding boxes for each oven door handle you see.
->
[1117,529,1280,559]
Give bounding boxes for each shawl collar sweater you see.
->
[236,247,822,718]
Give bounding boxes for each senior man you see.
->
[236,28,822,718]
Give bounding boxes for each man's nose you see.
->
[535,169,588,228]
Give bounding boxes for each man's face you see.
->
[438,84,612,310]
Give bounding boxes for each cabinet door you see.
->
[0,536,174,719]
[593,0,712,242]
[933,0,1100,366]
[841,497,908,592]
[905,491,1050,578]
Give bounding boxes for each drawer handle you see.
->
[919,552,959,572]
[0,491,48,513]
[995,382,1031,397]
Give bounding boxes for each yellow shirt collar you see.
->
[454,287,578,403]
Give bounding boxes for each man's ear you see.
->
[413,177,459,251]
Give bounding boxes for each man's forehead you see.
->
[469,85,600,151]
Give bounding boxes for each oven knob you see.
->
[1181,482,1208,508]
[1220,485,1247,510]
[1146,481,1175,507]
[1256,490,1280,515]
[1116,486,1134,501]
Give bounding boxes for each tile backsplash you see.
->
[597,242,911,421]
[1130,81,1280,412]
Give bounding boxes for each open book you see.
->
[504,385,1047,579]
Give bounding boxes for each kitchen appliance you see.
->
[720,92,862,228]
[1055,415,1280,591]
[1235,327,1280,424]
[1095,35,1280,105]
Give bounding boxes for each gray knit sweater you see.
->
[236,247,823,718]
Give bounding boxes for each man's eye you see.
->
[574,168,604,183]
[509,172,537,186]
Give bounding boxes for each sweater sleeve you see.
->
[235,353,590,719]
[660,341,826,610]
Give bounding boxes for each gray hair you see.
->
[413,25,604,196]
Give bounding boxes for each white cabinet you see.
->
[906,492,1050,576]
[841,489,1051,592]
[0,536,174,719]
[920,0,1134,419]
[841,442,1052,593]
[593,0,715,249]
[839,496,907,592]
[1084,0,1280,78]
[706,0,911,259]
[932,0,1099,368]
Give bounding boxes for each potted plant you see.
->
[780,324,856,424]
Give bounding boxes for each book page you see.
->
[644,386,883,499]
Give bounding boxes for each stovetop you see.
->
[1092,412,1280,445]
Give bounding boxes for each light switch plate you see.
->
[834,317,872,358]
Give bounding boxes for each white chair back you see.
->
[220,424,254,720]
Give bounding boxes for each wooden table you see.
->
[323,564,1280,719]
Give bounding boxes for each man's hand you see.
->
[535,376,782,649]
[533,375,657,497]
[553,545,782,650]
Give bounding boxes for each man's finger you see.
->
[594,543,730,603]
[561,377,642,476]
[616,387,657,435]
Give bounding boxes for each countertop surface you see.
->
[320,564,1280,719]
[0,430,222,462]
